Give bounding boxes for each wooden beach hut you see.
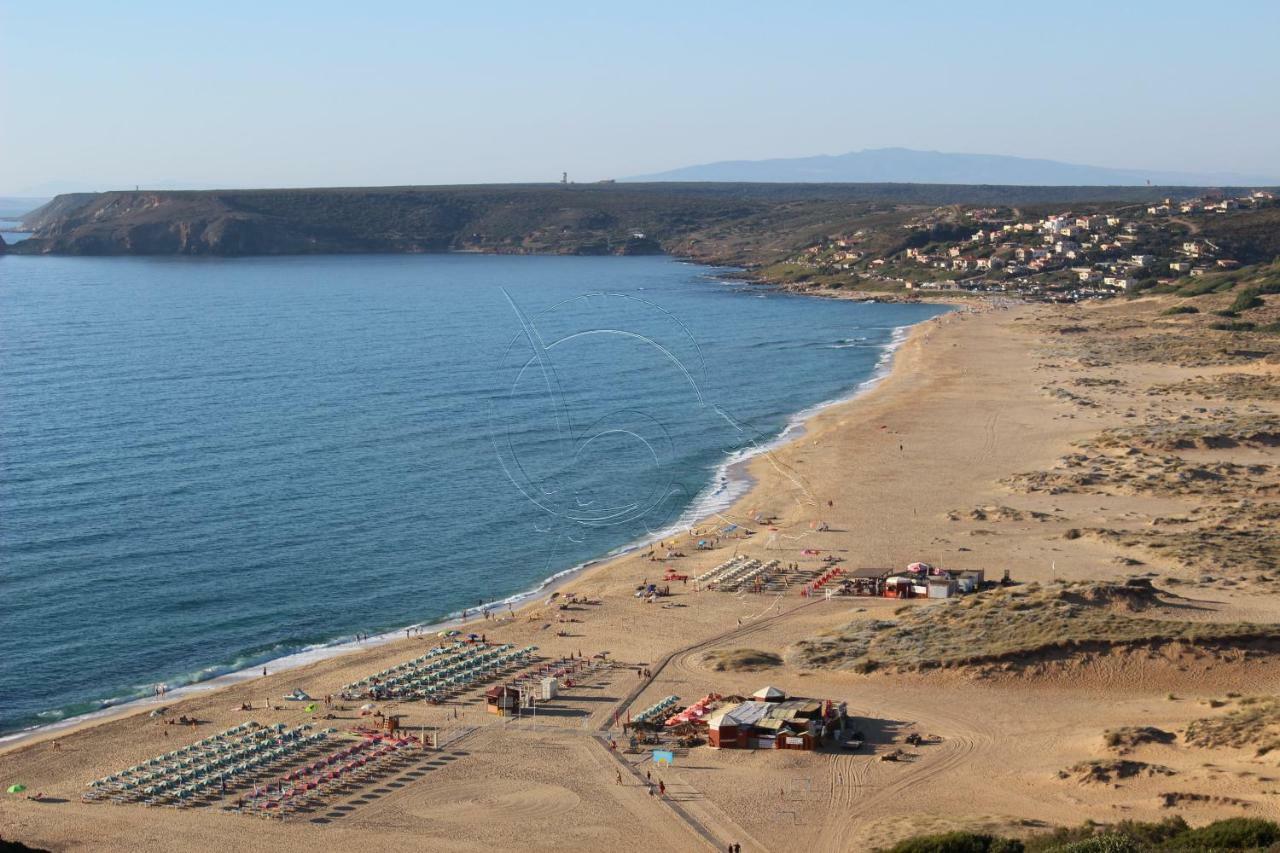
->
[485,685,520,716]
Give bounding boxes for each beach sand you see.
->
[3,296,1277,852]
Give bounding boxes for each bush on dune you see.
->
[1167,817,1280,850]
[885,832,1023,853]
[882,818,1280,853]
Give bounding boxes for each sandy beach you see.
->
[3,293,1278,853]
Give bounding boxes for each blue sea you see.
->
[1,220,29,246]
[0,253,948,736]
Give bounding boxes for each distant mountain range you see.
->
[626,148,1280,187]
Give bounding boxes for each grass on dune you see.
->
[796,580,1280,670]
[1185,695,1280,755]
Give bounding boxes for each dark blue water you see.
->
[0,254,948,735]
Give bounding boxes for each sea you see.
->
[1,221,29,246]
[0,253,949,737]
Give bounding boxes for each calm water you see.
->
[0,254,948,734]
[1,220,28,245]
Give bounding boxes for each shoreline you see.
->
[0,288,946,751]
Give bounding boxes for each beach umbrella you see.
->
[6,784,26,794]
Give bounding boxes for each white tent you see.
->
[751,686,787,702]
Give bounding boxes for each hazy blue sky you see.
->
[2,1,1277,194]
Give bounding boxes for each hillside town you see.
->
[788,189,1278,301]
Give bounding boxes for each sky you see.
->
[2,1,1278,195]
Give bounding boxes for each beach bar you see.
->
[706,688,839,750]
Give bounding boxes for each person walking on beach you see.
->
[262,667,267,677]
[658,779,665,797]
[616,769,622,785]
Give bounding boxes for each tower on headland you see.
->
[561,172,568,184]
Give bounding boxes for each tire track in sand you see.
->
[817,704,994,852]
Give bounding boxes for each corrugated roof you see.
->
[708,697,824,729]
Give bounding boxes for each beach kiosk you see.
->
[485,685,520,716]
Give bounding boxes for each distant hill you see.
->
[9,182,1235,260]
[627,148,1280,187]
